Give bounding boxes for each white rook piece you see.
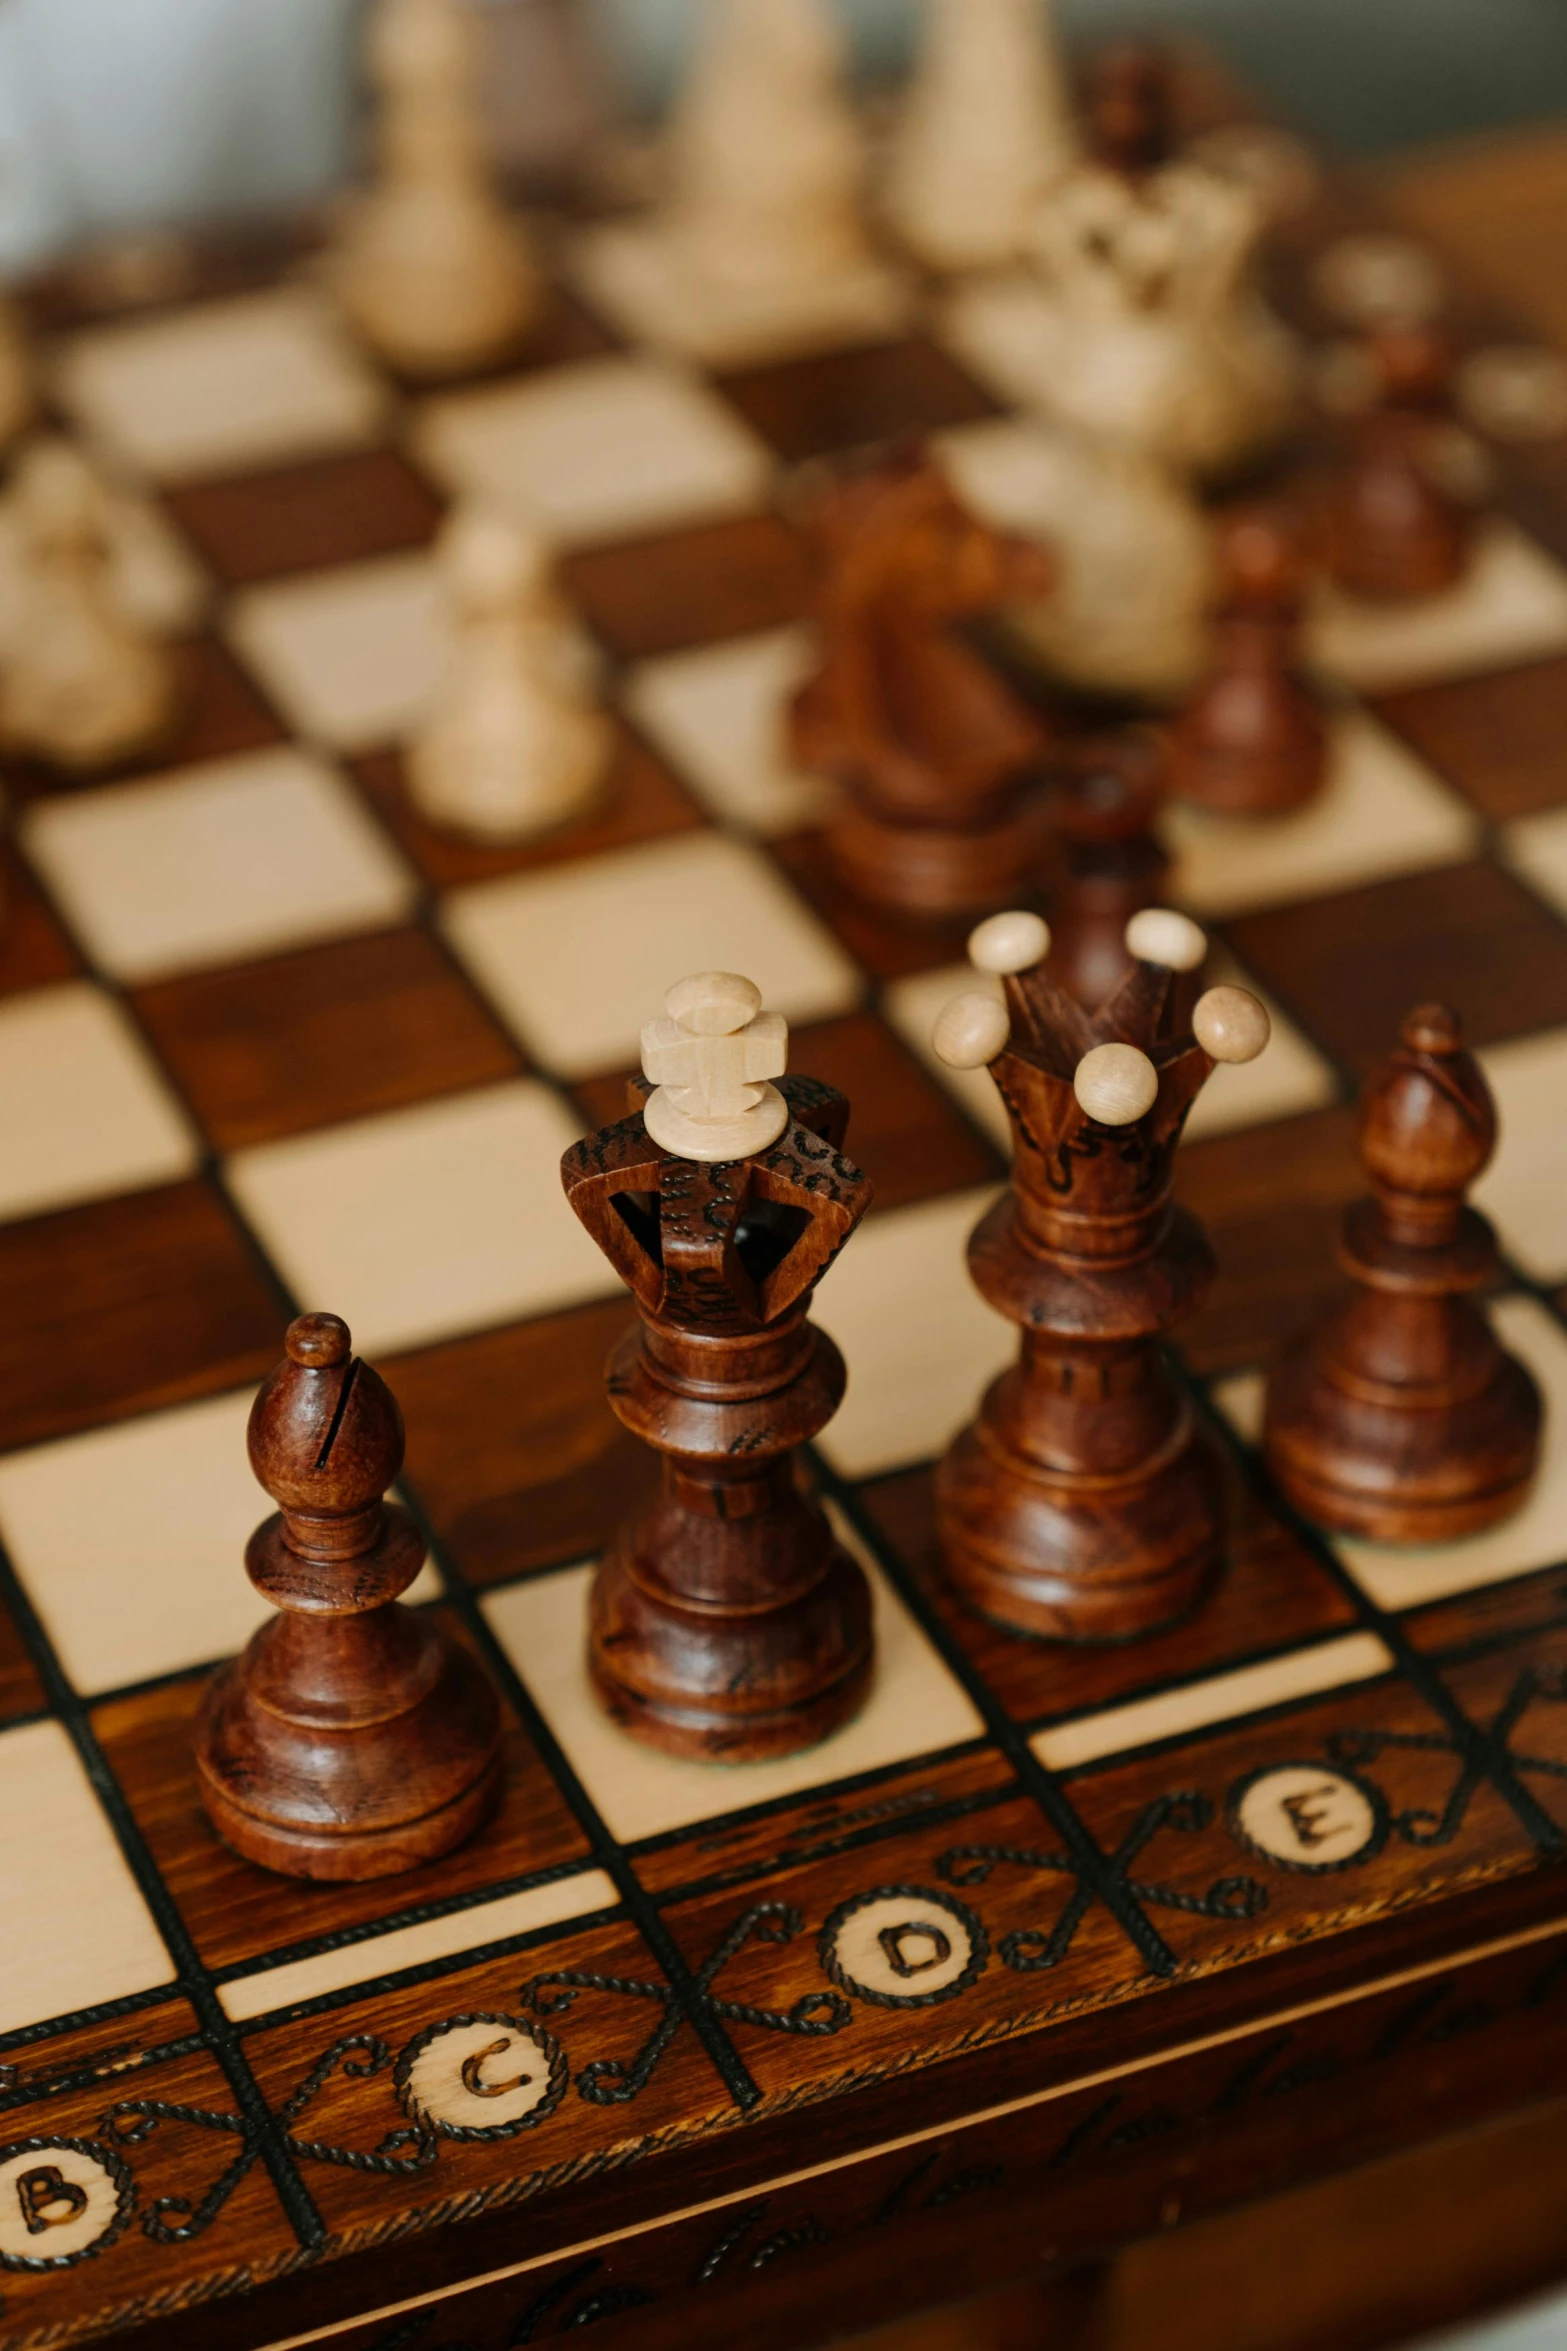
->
[642,971,790,1161]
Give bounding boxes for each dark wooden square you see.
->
[714,335,999,465]
[771,828,987,982]
[571,1011,1001,1218]
[560,513,813,661]
[352,723,703,892]
[1176,1104,1360,1376]
[133,926,523,1153]
[164,449,444,587]
[92,1621,593,1975]
[0,1179,282,1453]
[1372,655,1567,822]
[390,1297,658,1588]
[858,1462,1356,1734]
[0,1590,44,1723]
[1223,860,1567,1077]
[0,635,283,805]
[0,846,80,999]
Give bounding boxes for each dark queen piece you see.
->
[561,971,876,1763]
[194,1312,503,1880]
[931,908,1271,1641]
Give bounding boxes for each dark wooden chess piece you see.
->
[1169,508,1329,817]
[1085,39,1174,180]
[1328,324,1474,602]
[931,916,1270,1639]
[790,452,1056,921]
[1265,1005,1541,1542]
[1046,728,1171,1009]
[561,972,876,1760]
[194,1313,503,1880]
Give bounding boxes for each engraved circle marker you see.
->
[1228,1763,1386,1873]
[0,2138,134,2270]
[820,1886,987,2007]
[395,2013,566,2141]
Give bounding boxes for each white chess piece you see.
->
[405,506,612,843]
[884,0,1077,272]
[0,437,206,661]
[642,972,790,1161]
[668,0,875,301]
[0,443,180,771]
[331,0,541,378]
[0,292,33,451]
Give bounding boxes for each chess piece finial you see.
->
[562,1039,876,1759]
[641,971,791,1161]
[936,922,1271,1639]
[1265,1005,1541,1541]
[405,503,612,843]
[329,0,541,378]
[194,1312,503,1878]
[1171,505,1329,817]
[0,441,182,773]
[1328,323,1474,601]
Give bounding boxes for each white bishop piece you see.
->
[642,973,790,1163]
[932,908,1271,1129]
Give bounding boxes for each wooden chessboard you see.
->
[6,59,1567,2351]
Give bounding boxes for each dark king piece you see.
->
[561,970,876,1762]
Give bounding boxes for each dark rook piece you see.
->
[932,908,1271,1640]
[1265,1004,1541,1541]
[561,971,876,1761]
[195,1312,503,1880]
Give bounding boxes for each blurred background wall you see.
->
[3,0,1567,272]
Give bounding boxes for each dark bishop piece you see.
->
[561,972,876,1762]
[195,1313,503,1880]
[1265,1004,1541,1542]
[932,908,1270,1640]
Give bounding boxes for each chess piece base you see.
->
[589,1520,873,1764]
[824,793,1053,920]
[1265,1326,1541,1545]
[937,1395,1227,1642]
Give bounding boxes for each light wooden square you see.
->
[0,1719,175,2034]
[1033,1632,1394,1770]
[1502,804,1567,922]
[814,1186,1010,1481]
[1476,1028,1567,1285]
[0,982,197,1224]
[22,746,417,984]
[412,357,776,549]
[1166,711,1479,919]
[229,553,448,753]
[0,1386,441,1697]
[883,963,1008,1151]
[442,831,860,1078]
[483,1550,984,1845]
[228,1080,618,1357]
[569,216,913,369]
[1309,523,1567,695]
[622,628,835,836]
[54,289,389,484]
[937,271,1056,413]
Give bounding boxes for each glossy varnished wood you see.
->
[163,448,443,587]
[714,335,999,464]
[558,512,814,662]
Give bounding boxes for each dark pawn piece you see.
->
[561,999,876,1761]
[933,924,1272,1640]
[1328,324,1474,602]
[195,1313,503,1881]
[1085,40,1175,180]
[1046,729,1170,1009]
[790,452,1056,921]
[1265,1005,1541,1543]
[1170,508,1329,817]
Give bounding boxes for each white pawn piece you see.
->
[969,908,1050,975]
[643,973,790,1162]
[884,0,1077,272]
[933,991,1011,1072]
[1073,1041,1159,1127]
[1193,984,1270,1064]
[406,506,611,844]
[0,443,179,773]
[1124,907,1206,972]
[331,0,541,379]
[0,290,34,451]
